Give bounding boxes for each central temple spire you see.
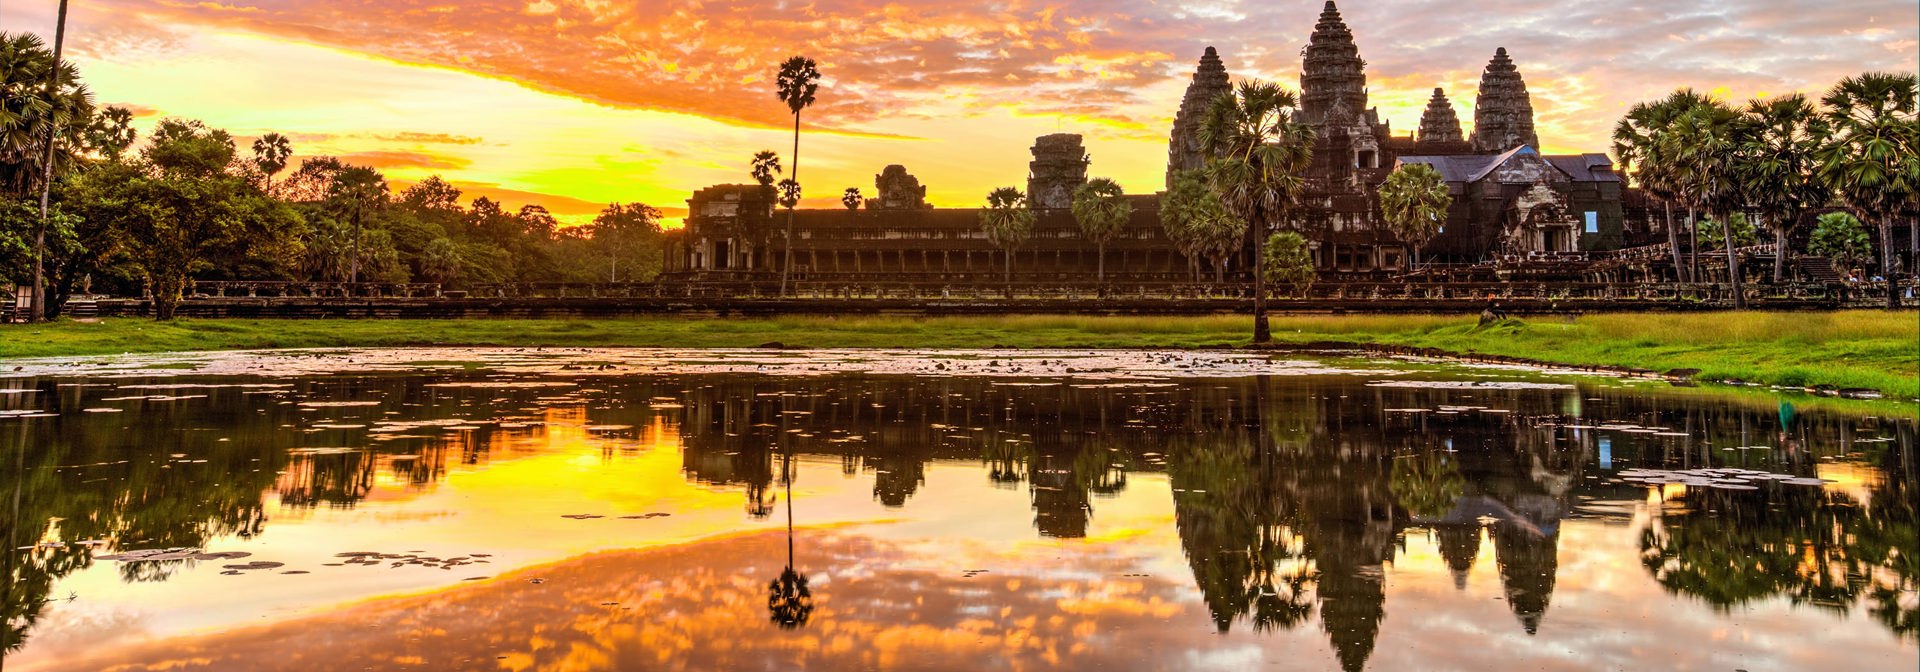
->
[1470,47,1540,152]
[1299,1,1368,127]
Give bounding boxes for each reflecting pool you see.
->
[1,348,1914,671]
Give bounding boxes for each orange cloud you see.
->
[337,149,472,170]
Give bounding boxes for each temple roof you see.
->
[1397,147,1617,184]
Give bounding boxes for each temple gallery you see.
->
[663,2,1663,287]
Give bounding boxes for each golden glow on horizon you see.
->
[5,0,1913,228]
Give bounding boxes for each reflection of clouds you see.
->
[42,523,1917,672]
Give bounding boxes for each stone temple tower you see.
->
[1417,87,1465,143]
[1027,133,1089,210]
[1166,46,1232,189]
[1299,1,1369,128]
[1469,47,1540,152]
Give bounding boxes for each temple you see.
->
[663,1,1638,287]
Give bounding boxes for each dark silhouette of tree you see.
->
[250,132,292,193]
[773,55,819,296]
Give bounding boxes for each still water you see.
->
[0,349,1914,671]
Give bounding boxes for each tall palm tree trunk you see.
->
[31,0,72,323]
[1252,212,1271,344]
[781,115,799,296]
[1686,207,1699,283]
[1721,210,1744,309]
[1772,215,1788,283]
[1664,202,1685,283]
[1882,219,1898,310]
[1097,242,1105,284]
[350,212,362,286]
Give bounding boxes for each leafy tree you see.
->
[841,187,862,211]
[1739,94,1830,282]
[1377,163,1452,267]
[250,132,291,193]
[516,204,557,241]
[398,175,464,217]
[1160,169,1221,281]
[419,237,461,283]
[325,165,388,284]
[99,119,303,319]
[1615,89,1712,282]
[1810,212,1873,275]
[278,156,346,203]
[1069,177,1132,283]
[1697,213,1757,251]
[1816,72,1919,307]
[1263,231,1315,297]
[1198,81,1315,343]
[978,187,1034,288]
[586,202,664,282]
[774,55,820,296]
[1191,199,1247,284]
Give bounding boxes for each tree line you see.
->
[0,31,667,320]
[1612,73,1918,309]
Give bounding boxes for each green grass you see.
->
[1,312,1913,399]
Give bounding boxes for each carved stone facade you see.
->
[1469,48,1540,153]
[870,165,930,210]
[1166,46,1231,188]
[1508,183,1581,254]
[1027,133,1090,210]
[1417,88,1464,144]
[662,2,1628,285]
[1298,1,1374,129]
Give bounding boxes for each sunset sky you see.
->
[5,1,1915,226]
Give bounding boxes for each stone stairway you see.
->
[1797,256,1843,283]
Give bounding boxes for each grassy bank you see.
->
[0,312,1913,399]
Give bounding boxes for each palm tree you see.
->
[841,187,862,211]
[1197,81,1315,344]
[1739,94,1830,283]
[1615,89,1710,283]
[251,132,292,194]
[1662,97,1751,308]
[750,150,781,193]
[85,106,135,161]
[777,179,801,212]
[0,30,88,196]
[774,56,820,296]
[979,187,1035,290]
[4,4,82,323]
[328,166,389,285]
[1377,163,1452,268]
[1069,177,1132,284]
[1816,72,1919,309]
[766,439,812,629]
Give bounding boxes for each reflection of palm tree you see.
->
[766,449,813,629]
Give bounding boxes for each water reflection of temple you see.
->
[2,371,1914,663]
